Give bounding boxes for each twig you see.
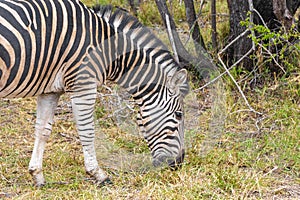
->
[252,3,288,72]
[252,6,286,73]
[194,30,251,92]
[219,29,250,54]
[194,48,253,92]
[218,53,262,115]
[255,115,266,132]
[257,43,286,73]
[252,8,268,28]
[195,0,263,115]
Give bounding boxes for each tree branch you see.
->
[165,13,179,63]
[155,0,216,79]
[196,0,262,115]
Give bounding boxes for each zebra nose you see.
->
[152,149,185,169]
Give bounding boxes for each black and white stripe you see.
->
[0,0,189,185]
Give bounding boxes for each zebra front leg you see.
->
[28,93,60,187]
[71,89,111,185]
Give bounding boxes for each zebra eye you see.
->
[174,111,183,120]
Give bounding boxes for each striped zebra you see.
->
[0,0,189,186]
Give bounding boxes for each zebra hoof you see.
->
[87,167,111,186]
[29,168,46,187]
[96,177,113,187]
[34,181,46,188]
[33,175,46,187]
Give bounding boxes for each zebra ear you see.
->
[169,69,188,96]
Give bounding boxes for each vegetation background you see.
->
[0,0,299,199]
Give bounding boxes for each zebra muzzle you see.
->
[152,150,185,169]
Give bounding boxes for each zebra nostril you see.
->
[168,150,185,169]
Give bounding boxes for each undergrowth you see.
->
[1,73,299,199]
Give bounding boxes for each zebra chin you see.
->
[152,150,185,170]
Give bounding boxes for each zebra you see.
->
[0,0,189,186]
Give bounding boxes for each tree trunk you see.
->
[183,0,207,53]
[227,0,253,70]
[155,0,216,79]
[211,0,217,50]
[272,0,293,30]
[252,0,300,31]
[226,0,300,71]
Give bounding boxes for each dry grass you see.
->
[1,74,299,199]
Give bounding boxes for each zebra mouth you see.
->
[152,150,185,169]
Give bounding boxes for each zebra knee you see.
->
[34,123,53,140]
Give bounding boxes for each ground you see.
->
[0,74,299,199]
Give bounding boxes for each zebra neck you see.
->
[91,7,178,100]
[111,48,165,101]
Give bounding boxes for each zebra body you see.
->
[0,0,189,186]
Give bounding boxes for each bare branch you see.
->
[248,0,256,51]
[252,8,269,28]
[219,29,250,54]
[195,0,263,115]
[257,43,286,73]
[217,52,262,115]
[194,48,253,92]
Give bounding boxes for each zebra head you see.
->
[137,68,189,168]
[93,5,190,169]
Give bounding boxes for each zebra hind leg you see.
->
[28,93,60,187]
[70,88,111,185]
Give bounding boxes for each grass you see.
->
[1,74,299,199]
[1,0,300,199]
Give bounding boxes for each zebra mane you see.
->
[92,5,113,22]
[92,5,170,57]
